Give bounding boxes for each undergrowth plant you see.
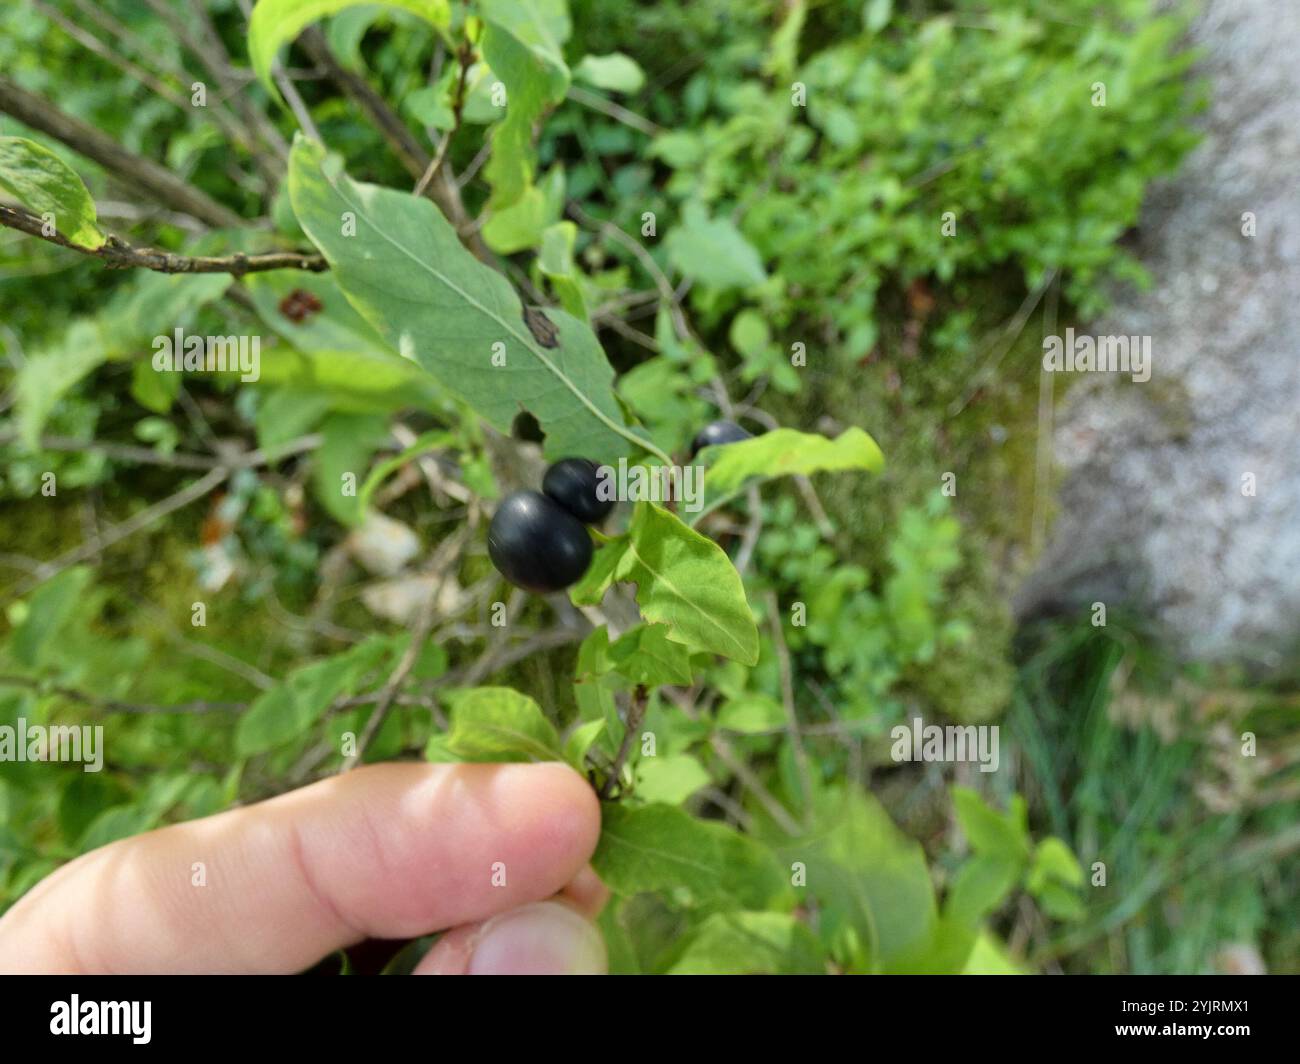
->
[0,0,1208,973]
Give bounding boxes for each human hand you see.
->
[0,762,608,975]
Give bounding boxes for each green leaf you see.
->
[633,754,710,805]
[716,694,784,733]
[575,503,758,664]
[288,137,650,465]
[57,773,128,845]
[608,624,694,686]
[594,803,791,911]
[76,806,154,854]
[668,912,824,974]
[1029,836,1085,888]
[235,648,379,756]
[238,636,393,757]
[1026,836,1085,920]
[695,427,884,520]
[130,358,180,413]
[481,166,564,253]
[961,930,1026,974]
[665,202,766,290]
[952,787,1031,861]
[13,567,93,667]
[444,686,562,762]
[14,321,107,448]
[945,853,1021,926]
[311,411,390,526]
[563,718,606,770]
[480,16,569,211]
[783,788,939,972]
[248,0,450,96]
[864,0,893,33]
[573,53,645,94]
[537,220,587,319]
[479,0,570,61]
[0,136,104,248]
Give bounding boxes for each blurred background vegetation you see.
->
[0,0,1294,973]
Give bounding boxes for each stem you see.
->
[601,684,649,799]
[0,205,325,275]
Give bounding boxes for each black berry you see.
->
[690,419,752,458]
[487,490,593,593]
[542,457,615,524]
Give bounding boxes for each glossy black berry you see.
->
[487,490,593,593]
[690,419,752,458]
[542,457,615,524]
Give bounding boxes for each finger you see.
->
[557,864,610,920]
[0,761,600,974]
[411,900,607,975]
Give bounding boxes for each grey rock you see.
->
[1015,0,1300,670]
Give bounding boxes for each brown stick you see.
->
[0,74,244,229]
[0,204,324,274]
[601,684,649,799]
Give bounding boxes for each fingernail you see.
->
[467,901,607,975]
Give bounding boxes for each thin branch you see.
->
[295,27,495,263]
[566,85,662,137]
[709,732,805,836]
[413,40,473,198]
[0,204,325,274]
[16,467,228,595]
[0,675,241,714]
[340,573,443,772]
[601,684,648,799]
[0,75,243,229]
[191,0,292,163]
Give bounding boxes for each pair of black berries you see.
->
[487,421,753,594]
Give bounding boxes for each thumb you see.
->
[414,900,607,975]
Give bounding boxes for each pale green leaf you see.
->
[14,322,108,448]
[634,754,710,805]
[573,53,645,94]
[665,202,766,290]
[444,686,562,762]
[0,136,103,248]
[961,931,1026,974]
[577,503,758,664]
[609,623,694,686]
[563,718,605,769]
[249,0,449,95]
[952,787,1031,860]
[695,427,884,520]
[310,411,390,526]
[537,220,587,319]
[480,17,569,211]
[945,853,1021,926]
[716,694,784,733]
